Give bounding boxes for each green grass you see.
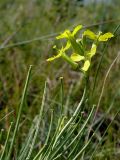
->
[0,0,120,159]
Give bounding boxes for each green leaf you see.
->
[83,30,97,40]
[47,53,61,62]
[71,53,85,62]
[72,25,83,36]
[87,43,97,58]
[98,32,114,41]
[82,60,90,72]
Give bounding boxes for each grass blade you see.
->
[6,65,33,160]
[26,81,47,160]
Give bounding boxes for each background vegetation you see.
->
[0,0,120,159]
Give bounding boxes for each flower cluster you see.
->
[47,25,114,72]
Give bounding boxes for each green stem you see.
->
[62,53,78,69]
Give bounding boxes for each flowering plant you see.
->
[47,25,114,72]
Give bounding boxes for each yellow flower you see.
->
[47,42,78,69]
[56,25,84,55]
[83,29,114,41]
[70,43,97,72]
[47,24,114,73]
[56,25,83,39]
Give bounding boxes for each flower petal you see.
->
[72,25,83,36]
[76,38,82,43]
[64,41,71,51]
[98,32,114,41]
[83,30,97,40]
[56,30,71,39]
[47,53,61,62]
[53,45,57,49]
[87,43,97,58]
[82,60,90,72]
[71,53,85,62]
